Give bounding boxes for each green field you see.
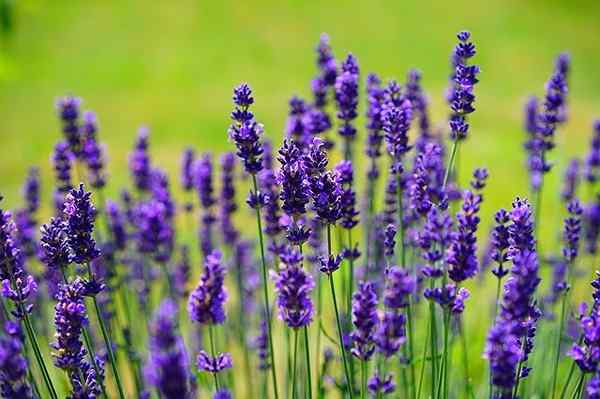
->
[1,1,600,397]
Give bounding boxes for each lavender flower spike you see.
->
[270,247,314,329]
[350,280,379,361]
[0,321,34,398]
[335,54,360,144]
[63,184,101,265]
[229,83,264,175]
[56,95,83,156]
[188,250,228,326]
[448,30,480,141]
[146,299,193,399]
[129,126,152,192]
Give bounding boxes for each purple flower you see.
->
[105,200,127,251]
[417,206,453,271]
[585,198,600,255]
[568,272,600,374]
[446,190,483,282]
[315,33,337,88]
[14,208,36,258]
[384,266,416,309]
[319,254,343,274]
[219,153,239,244]
[350,281,379,361]
[22,167,40,215]
[229,83,264,175]
[368,372,396,396]
[146,299,193,399]
[409,143,443,217]
[51,278,89,370]
[214,389,232,399]
[406,69,433,152]
[484,318,521,396]
[188,250,228,325]
[174,245,191,299]
[335,54,359,140]
[563,199,583,263]
[335,160,358,229]
[447,31,480,141]
[197,351,233,374]
[374,311,406,358]
[470,168,489,191]
[424,283,469,314]
[382,81,413,167]
[383,224,396,259]
[129,127,152,192]
[56,96,83,156]
[253,317,270,370]
[584,120,600,183]
[39,217,70,271]
[562,158,580,201]
[271,248,314,328]
[181,147,196,193]
[490,209,510,278]
[365,73,385,180]
[81,111,107,189]
[285,96,309,143]
[0,321,34,399]
[63,184,100,264]
[194,154,216,256]
[277,140,310,217]
[507,198,535,254]
[135,200,174,263]
[588,375,600,399]
[52,141,73,213]
[310,169,343,225]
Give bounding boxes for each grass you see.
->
[1,0,600,397]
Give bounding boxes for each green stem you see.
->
[442,140,460,190]
[416,316,431,399]
[551,288,570,398]
[209,325,220,391]
[396,173,416,399]
[252,175,280,399]
[560,361,578,399]
[304,326,313,399]
[292,329,299,399]
[459,319,474,399]
[428,280,439,399]
[327,224,354,399]
[361,360,367,399]
[570,371,584,399]
[87,264,126,399]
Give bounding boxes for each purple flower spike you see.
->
[350,281,379,361]
[197,351,233,374]
[271,247,315,329]
[63,184,100,264]
[229,83,264,175]
[446,190,483,282]
[278,140,310,218]
[490,209,510,278]
[188,250,228,326]
[146,299,193,399]
[384,266,416,309]
[219,152,239,244]
[374,311,406,358]
[382,82,413,168]
[181,147,196,193]
[129,127,152,192]
[319,254,343,274]
[0,321,34,399]
[485,319,521,396]
[81,111,107,189]
[335,54,359,141]
[335,160,359,229]
[39,217,70,271]
[562,158,580,201]
[584,120,600,183]
[368,372,396,396]
[383,224,396,259]
[562,198,583,263]
[56,96,83,157]
[448,30,480,141]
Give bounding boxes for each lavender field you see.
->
[2,2,600,399]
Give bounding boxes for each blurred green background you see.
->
[1,0,600,227]
[1,0,600,396]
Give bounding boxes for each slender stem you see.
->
[416,316,431,399]
[303,326,313,399]
[436,310,450,399]
[22,309,59,399]
[428,280,439,399]
[570,371,585,399]
[327,225,354,398]
[396,173,416,399]
[86,264,126,399]
[346,228,355,324]
[209,325,221,390]
[513,338,527,398]
[361,360,367,399]
[9,274,58,399]
[252,175,279,399]
[560,361,578,398]
[442,140,460,190]
[292,329,299,399]
[551,289,569,398]
[459,319,474,399]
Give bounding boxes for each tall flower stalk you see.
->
[229,83,279,399]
